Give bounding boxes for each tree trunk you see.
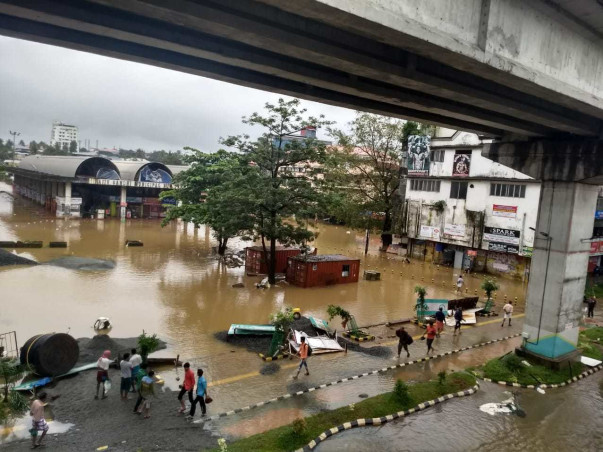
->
[381,210,393,249]
[268,236,277,285]
[217,237,228,255]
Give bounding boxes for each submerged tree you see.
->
[161,149,255,255]
[222,98,332,284]
[324,114,432,248]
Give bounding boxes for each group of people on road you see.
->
[177,362,209,419]
[396,301,515,358]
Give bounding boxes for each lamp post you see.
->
[9,130,20,163]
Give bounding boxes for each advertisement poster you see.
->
[419,225,441,241]
[590,241,603,255]
[484,226,520,245]
[488,242,519,254]
[452,153,471,177]
[493,204,517,218]
[596,211,603,220]
[444,223,466,237]
[407,135,430,176]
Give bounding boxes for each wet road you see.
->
[316,376,603,452]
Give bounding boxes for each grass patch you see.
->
[214,372,476,452]
[481,353,585,386]
[579,327,603,360]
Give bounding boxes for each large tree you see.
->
[325,113,431,248]
[222,98,331,284]
[161,150,256,255]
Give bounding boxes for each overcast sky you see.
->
[0,36,357,151]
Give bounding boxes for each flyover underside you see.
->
[0,0,601,138]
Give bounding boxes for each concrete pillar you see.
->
[58,182,65,197]
[65,181,72,217]
[522,181,599,359]
[120,186,127,219]
[483,138,603,361]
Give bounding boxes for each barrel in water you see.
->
[20,333,79,377]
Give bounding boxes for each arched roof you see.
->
[112,161,173,182]
[18,155,120,179]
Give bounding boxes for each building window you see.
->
[430,149,445,162]
[450,181,468,199]
[342,264,350,277]
[490,183,526,198]
[410,179,441,192]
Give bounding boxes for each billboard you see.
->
[419,225,440,241]
[407,135,430,176]
[493,204,517,218]
[444,223,466,237]
[483,226,520,245]
[452,153,471,177]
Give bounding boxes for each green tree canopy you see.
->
[221,98,332,283]
[161,149,256,255]
[323,113,432,248]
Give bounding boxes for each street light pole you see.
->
[9,130,20,163]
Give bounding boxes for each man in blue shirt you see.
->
[188,368,208,418]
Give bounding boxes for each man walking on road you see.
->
[456,275,464,294]
[188,368,208,419]
[293,336,310,379]
[395,326,413,358]
[422,321,437,355]
[178,362,195,414]
[453,307,463,335]
[501,301,514,326]
[435,307,446,337]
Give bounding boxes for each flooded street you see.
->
[0,181,528,360]
[5,181,601,451]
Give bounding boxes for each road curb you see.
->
[298,383,481,451]
[258,353,288,361]
[195,333,521,423]
[342,332,375,342]
[477,363,603,389]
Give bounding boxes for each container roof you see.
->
[291,254,358,262]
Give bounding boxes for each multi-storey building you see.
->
[50,121,78,150]
[403,128,541,280]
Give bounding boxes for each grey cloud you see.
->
[0,36,356,151]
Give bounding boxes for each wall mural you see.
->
[407,135,430,176]
[452,153,471,177]
[138,166,172,183]
[96,167,120,180]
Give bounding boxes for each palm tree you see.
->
[414,285,428,325]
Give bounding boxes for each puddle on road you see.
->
[0,415,73,445]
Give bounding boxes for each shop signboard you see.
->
[596,210,603,220]
[407,135,430,176]
[521,246,533,257]
[590,241,603,255]
[492,204,517,218]
[452,153,471,177]
[484,226,520,245]
[444,223,466,237]
[488,242,519,254]
[419,225,440,241]
[419,299,449,316]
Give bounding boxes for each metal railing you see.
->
[0,331,19,359]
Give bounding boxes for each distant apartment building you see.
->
[403,128,541,280]
[50,121,78,150]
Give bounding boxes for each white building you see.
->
[50,121,78,150]
[403,128,541,280]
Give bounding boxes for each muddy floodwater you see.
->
[0,181,528,358]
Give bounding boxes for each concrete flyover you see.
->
[0,0,602,138]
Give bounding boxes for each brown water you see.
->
[0,181,527,360]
